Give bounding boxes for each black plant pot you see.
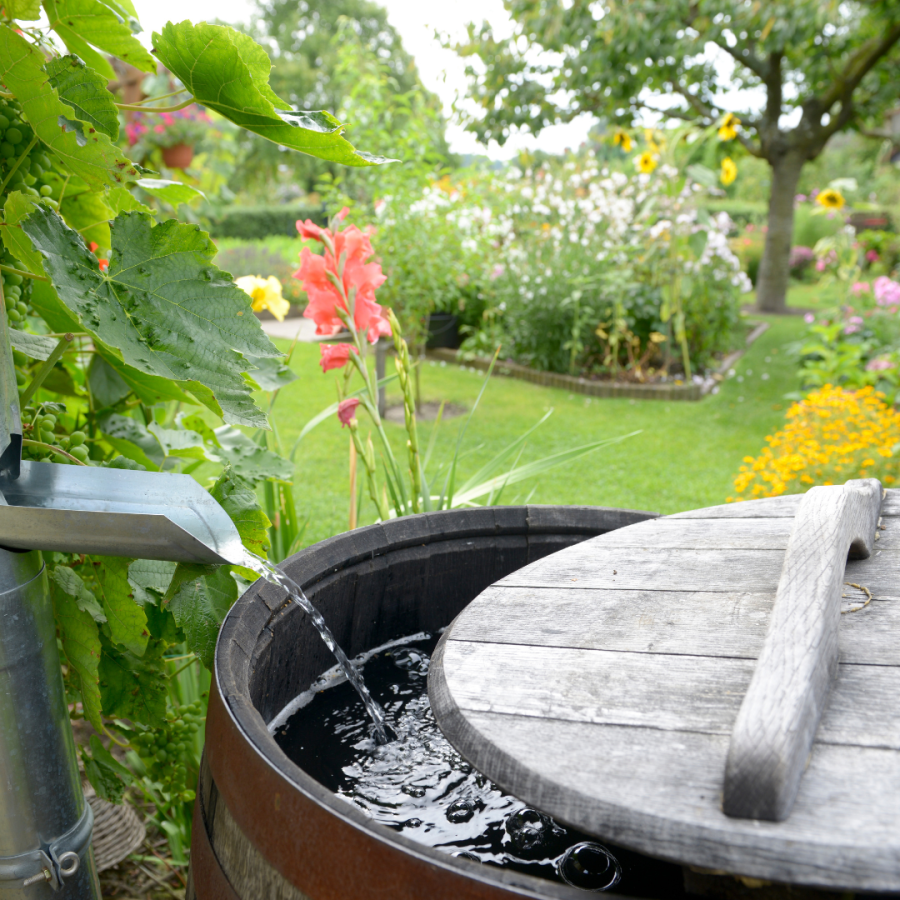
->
[187,505,660,900]
[426,312,461,350]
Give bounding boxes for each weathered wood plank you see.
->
[447,585,900,665]
[427,700,900,892]
[440,640,900,749]
[668,489,900,520]
[496,543,900,597]
[591,513,900,551]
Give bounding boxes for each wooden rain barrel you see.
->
[186,505,657,900]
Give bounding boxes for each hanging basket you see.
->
[162,143,194,169]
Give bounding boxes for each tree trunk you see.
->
[755,151,805,314]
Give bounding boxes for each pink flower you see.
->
[337,398,360,427]
[866,250,879,262]
[161,113,174,126]
[795,194,807,203]
[297,219,324,242]
[815,259,826,272]
[851,281,871,296]
[490,264,505,280]
[844,315,864,335]
[866,358,895,372]
[874,276,900,307]
[319,343,355,372]
[154,124,165,134]
[804,313,815,324]
[745,223,755,232]
[335,207,350,222]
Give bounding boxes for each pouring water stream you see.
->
[240,550,391,744]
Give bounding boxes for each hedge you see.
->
[207,203,327,240]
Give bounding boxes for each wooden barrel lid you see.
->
[429,487,900,892]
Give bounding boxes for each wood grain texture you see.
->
[724,479,882,821]
[431,487,900,890]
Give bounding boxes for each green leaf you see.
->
[99,636,167,726]
[107,186,153,216]
[245,355,298,391]
[7,0,42,19]
[44,56,120,140]
[147,421,214,461]
[137,178,205,207]
[9,328,60,361]
[93,556,149,657]
[52,581,103,730]
[20,207,281,427]
[100,412,163,470]
[87,354,130,408]
[59,189,114,250]
[43,0,156,81]
[82,734,132,803]
[0,28,145,189]
[51,566,107,623]
[686,164,718,188]
[211,467,271,558]
[152,21,394,167]
[95,347,195,405]
[128,559,177,606]
[164,564,237,668]
[213,425,293,483]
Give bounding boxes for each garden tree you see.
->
[231,0,452,195]
[0,3,389,817]
[453,0,900,313]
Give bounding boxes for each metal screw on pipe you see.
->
[21,869,50,887]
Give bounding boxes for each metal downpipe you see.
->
[0,548,100,898]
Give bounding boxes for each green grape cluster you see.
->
[0,97,57,211]
[21,403,88,464]
[3,250,32,331]
[130,700,205,803]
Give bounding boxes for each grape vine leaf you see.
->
[137,179,205,207]
[8,0,42,20]
[244,355,298,391]
[93,556,149,657]
[211,468,271,558]
[99,412,163,470]
[107,186,153,216]
[51,580,103,730]
[43,0,156,81]
[19,206,282,427]
[87,355,131,408]
[99,636,167,726]
[9,328,59,361]
[59,189,114,250]
[51,566,107,623]
[152,21,395,167]
[213,425,294,483]
[128,559,177,606]
[0,28,145,189]
[82,734,132,803]
[147,421,215,461]
[95,346,196,406]
[164,564,237,669]
[44,56,120,140]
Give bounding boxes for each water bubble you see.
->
[506,807,552,854]
[558,843,621,892]
[404,818,422,829]
[446,798,476,824]
[402,784,426,798]
[391,647,429,677]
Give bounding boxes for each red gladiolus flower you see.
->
[319,343,356,372]
[294,222,390,343]
[297,218,323,242]
[335,206,350,221]
[89,241,99,253]
[98,259,109,272]
[337,397,360,427]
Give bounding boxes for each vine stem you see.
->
[115,98,194,113]
[0,264,47,282]
[19,333,74,406]
[21,439,87,465]
[0,135,38,196]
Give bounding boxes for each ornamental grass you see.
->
[730,385,900,500]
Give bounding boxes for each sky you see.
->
[136,0,598,158]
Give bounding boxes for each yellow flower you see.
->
[236,275,290,322]
[816,188,845,210]
[720,157,737,186]
[612,129,633,152]
[636,151,657,174]
[718,113,740,142]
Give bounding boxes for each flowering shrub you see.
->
[789,245,814,277]
[125,105,212,153]
[730,385,900,499]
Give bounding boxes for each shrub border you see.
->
[425,321,770,402]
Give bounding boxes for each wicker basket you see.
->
[83,783,146,872]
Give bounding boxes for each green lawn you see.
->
[269,311,808,548]
[784,280,844,310]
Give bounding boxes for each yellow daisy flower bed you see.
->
[730,385,900,500]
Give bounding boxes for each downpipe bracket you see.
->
[0,803,92,891]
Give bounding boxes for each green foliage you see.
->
[208,204,325,240]
[153,21,392,167]
[44,56,120,140]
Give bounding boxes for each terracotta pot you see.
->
[162,143,194,168]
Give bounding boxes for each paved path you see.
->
[259,318,317,341]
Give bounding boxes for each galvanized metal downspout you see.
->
[0,548,99,898]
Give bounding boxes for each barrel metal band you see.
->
[0,802,93,890]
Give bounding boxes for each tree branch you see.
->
[709,35,767,80]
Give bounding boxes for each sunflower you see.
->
[816,188,845,210]
[612,129,633,152]
[718,113,740,142]
[720,157,737,186]
[636,151,658,174]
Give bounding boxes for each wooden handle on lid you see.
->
[723,478,882,822]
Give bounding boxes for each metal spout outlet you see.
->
[0,459,247,898]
